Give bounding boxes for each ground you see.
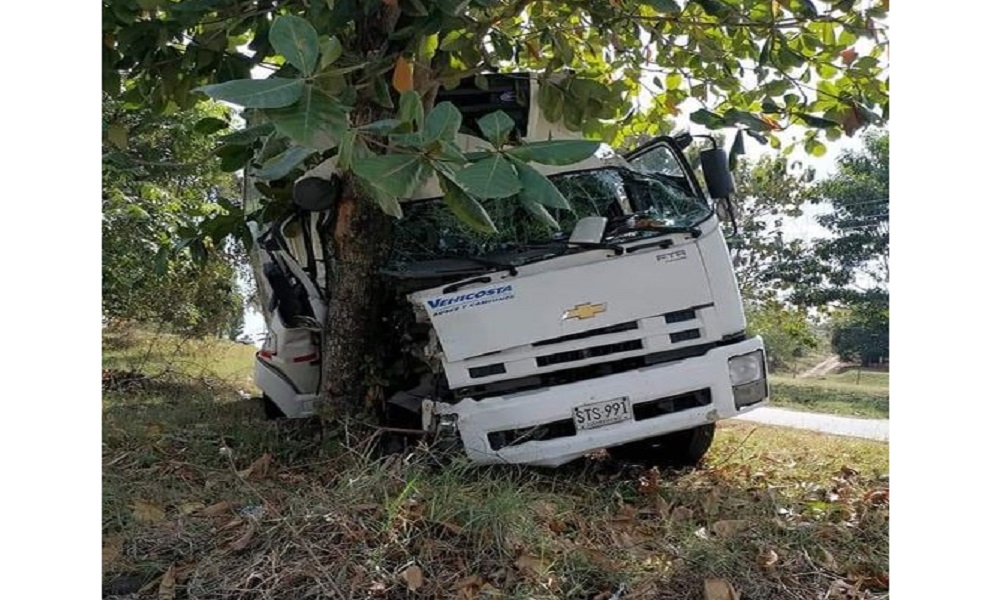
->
[102,331,889,600]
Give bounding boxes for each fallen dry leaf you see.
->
[757,548,779,569]
[228,525,255,552]
[817,546,840,572]
[671,505,694,522]
[454,574,483,594]
[711,519,749,538]
[102,536,123,570]
[704,578,740,600]
[237,452,271,480]
[178,501,205,516]
[515,554,546,577]
[652,495,671,518]
[158,564,176,600]
[401,565,423,591]
[826,579,865,600]
[863,488,889,505]
[638,467,661,494]
[132,500,166,524]
[201,500,239,517]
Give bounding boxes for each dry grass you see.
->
[103,333,889,600]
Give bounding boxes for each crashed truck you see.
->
[247,74,768,467]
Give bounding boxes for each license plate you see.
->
[573,397,632,431]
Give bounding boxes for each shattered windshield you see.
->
[387,167,712,269]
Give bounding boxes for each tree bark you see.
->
[316,3,401,420]
[319,179,393,419]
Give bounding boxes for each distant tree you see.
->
[745,299,819,371]
[102,96,246,337]
[829,304,888,366]
[729,154,816,302]
[794,130,888,307]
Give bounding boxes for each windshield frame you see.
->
[624,135,710,203]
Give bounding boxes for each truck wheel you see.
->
[261,395,287,420]
[608,423,716,467]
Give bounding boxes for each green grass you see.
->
[816,368,890,389]
[768,368,889,419]
[103,332,889,600]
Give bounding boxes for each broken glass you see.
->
[387,167,712,269]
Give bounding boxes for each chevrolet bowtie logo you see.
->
[563,302,607,320]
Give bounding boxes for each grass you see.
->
[767,361,890,419]
[768,375,890,419]
[103,331,889,600]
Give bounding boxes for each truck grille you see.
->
[536,339,643,367]
[532,321,639,347]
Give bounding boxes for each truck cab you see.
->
[249,74,768,466]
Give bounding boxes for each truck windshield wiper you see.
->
[461,255,520,276]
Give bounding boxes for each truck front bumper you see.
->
[428,336,767,466]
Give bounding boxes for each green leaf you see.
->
[358,119,404,133]
[215,144,253,172]
[194,117,230,135]
[425,102,463,144]
[253,145,315,180]
[505,140,600,165]
[435,141,468,164]
[269,15,320,75]
[690,108,725,128]
[476,110,515,147]
[264,85,347,150]
[804,137,827,157]
[796,113,840,129]
[107,123,128,150]
[640,0,681,13]
[219,123,275,145]
[357,177,404,218]
[796,0,818,18]
[353,154,429,199]
[195,78,304,109]
[319,35,343,70]
[398,90,424,128]
[693,0,731,18]
[439,175,497,233]
[511,159,571,210]
[171,0,221,11]
[453,154,521,199]
[519,197,560,229]
[761,99,781,114]
[337,129,357,170]
[437,0,471,16]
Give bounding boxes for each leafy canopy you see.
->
[103,0,889,228]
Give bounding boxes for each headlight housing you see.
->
[728,350,765,386]
[729,349,768,408]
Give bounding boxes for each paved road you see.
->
[733,406,889,442]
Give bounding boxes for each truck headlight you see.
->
[729,350,767,408]
[728,350,765,386]
[437,413,459,437]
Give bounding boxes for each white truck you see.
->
[249,74,768,467]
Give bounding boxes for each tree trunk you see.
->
[319,179,393,419]
[316,4,402,421]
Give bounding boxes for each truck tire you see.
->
[261,394,287,420]
[607,423,716,467]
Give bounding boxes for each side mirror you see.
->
[292,175,342,212]
[569,216,608,245]
[700,148,735,199]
